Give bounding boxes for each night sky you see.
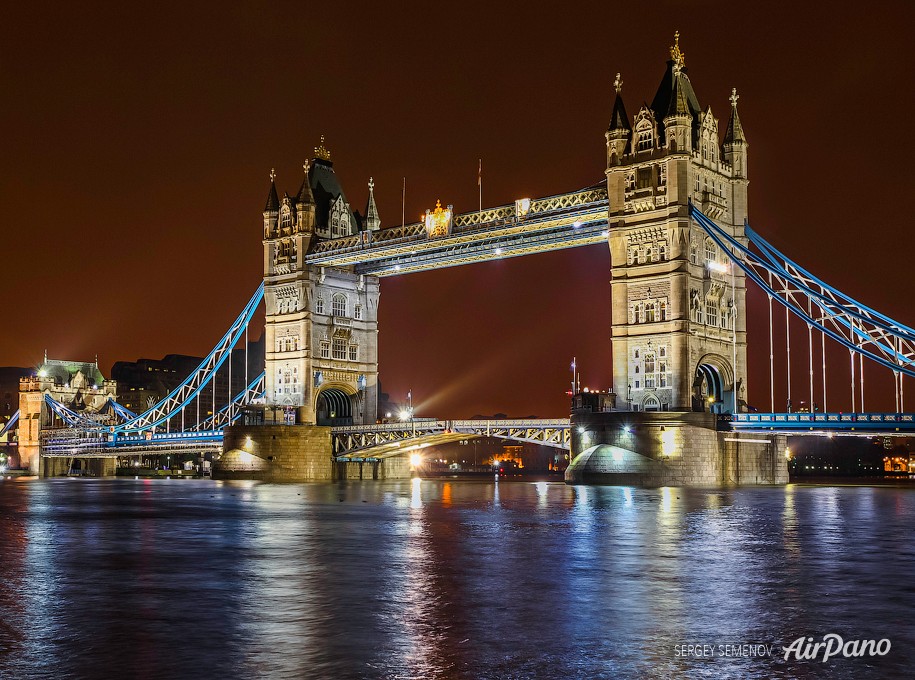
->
[2,1,913,417]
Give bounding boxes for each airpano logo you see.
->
[783,634,891,662]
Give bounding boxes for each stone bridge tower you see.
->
[606,34,749,413]
[262,139,381,426]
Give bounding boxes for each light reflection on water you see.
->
[0,478,912,679]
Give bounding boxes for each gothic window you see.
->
[660,301,668,321]
[332,338,346,360]
[625,172,635,190]
[292,336,298,351]
[636,129,653,151]
[634,350,639,359]
[636,303,644,323]
[690,242,699,265]
[332,293,347,317]
[320,341,330,359]
[348,344,358,361]
[706,298,718,326]
[644,352,656,389]
[659,241,668,261]
[644,395,661,411]
[354,304,363,321]
[280,207,292,232]
[315,297,325,314]
[651,244,659,262]
[637,167,652,189]
[646,303,656,323]
[705,238,717,267]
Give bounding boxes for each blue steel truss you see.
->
[0,410,19,438]
[690,204,915,380]
[112,283,264,433]
[190,371,265,431]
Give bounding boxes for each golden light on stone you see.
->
[424,199,453,237]
[515,197,532,217]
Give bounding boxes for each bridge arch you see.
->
[693,353,733,414]
[315,384,359,427]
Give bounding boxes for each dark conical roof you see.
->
[724,92,747,145]
[296,163,314,205]
[651,61,701,140]
[264,171,279,212]
[608,91,631,133]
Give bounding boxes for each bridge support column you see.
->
[215,424,334,481]
[565,411,787,486]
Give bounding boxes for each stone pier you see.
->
[41,457,117,478]
[564,411,788,486]
[214,424,412,481]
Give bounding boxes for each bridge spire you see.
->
[364,176,381,231]
[264,168,279,212]
[723,87,748,177]
[606,73,632,163]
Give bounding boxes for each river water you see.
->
[0,478,912,679]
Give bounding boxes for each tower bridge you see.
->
[10,35,915,484]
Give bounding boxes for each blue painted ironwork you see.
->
[727,412,915,433]
[112,283,264,433]
[0,410,19,438]
[690,203,915,380]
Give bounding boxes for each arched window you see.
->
[660,301,667,321]
[646,303,656,323]
[690,243,699,265]
[644,352,656,389]
[348,344,358,361]
[659,241,668,261]
[634,350,640,359]
[280,207,292,231]
[332,294,347,317]
[643,395,661,412]
[354,304,363,321]
[315,297,325,314]
[637,128,653,151]
[320,341,330,359]
[705,238,717,267]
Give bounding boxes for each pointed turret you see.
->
[263,168,279,238]
[723,88,748,177]
[606,73,632,164]
[364,177,381,231]
[265,168,279,212]
[295,160,316,233]
[651,32,701,152]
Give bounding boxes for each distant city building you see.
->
[18,356,117,472]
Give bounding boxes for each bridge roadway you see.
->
[304,184,610,276]
[35,413,915,460]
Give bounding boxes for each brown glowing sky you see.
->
[2,1,913,417]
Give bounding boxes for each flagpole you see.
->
[401,176,405,229]
[478,158,482,216]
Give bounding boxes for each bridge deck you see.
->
[304,185,609,276]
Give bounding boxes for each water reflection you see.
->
[0,478,912,679]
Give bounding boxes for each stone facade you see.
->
[216,424,412,481]
[606,38,749,414]
[216,424,334,481]
[262,152,380,426]
[565,411,787,486]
